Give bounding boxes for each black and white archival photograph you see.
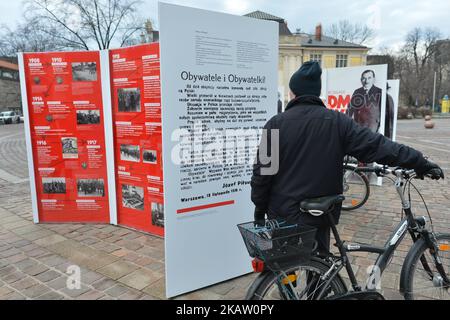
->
[120,144,140,162]
[122,184,144,211]
[42,177,66,194]
[151,202,164,227]
[118,88,141,112]
[76,110,101,125]
[61,137,78,159]
[143,149,157,164]
[77,179,105,197]
[72,62,97,81]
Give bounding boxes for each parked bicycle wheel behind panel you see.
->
[342,165,370,211]
[402,233,450,300]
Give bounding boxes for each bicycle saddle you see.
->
[300,195,345,215]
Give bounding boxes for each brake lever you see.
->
[375,165,389,177]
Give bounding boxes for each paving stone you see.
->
[0,247,21,258]
[146,261,164,272]
[0,286,14,297]
[220,286,248,300]
[11,239,32,248]
[92,278,117,291]
[10,277,39,290]
[117,289,144,300]
[34,234,67,247]
[22,264,49,276]
[60,285,90,298]
[21,230,56,241]
[3,291,27,300]
[35,270,62,283]
[105,284,129,297]
[5,253,28,264]
[47,277,69,290]
[142,278,165,300]
[47,240,119,270]
[27,248,51,258]
[35,291,65,300]
[76,290,105,300]
[20,243,40,252]
[118,269,162,291]
[79,270,103,285]
[208,280,235,296]
[37,254,68,267]
[0,265,17,277]
[139,294,159,300]
[97,261,139,280]
[11,224,44,236]
[2,219,30,230]
[176,289,222,300]
[22,284,52,298]
[2,271,26,284]
[98,295,116,300]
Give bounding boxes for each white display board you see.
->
[159,3,278,297]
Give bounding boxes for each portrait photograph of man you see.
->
[346,69,383,133]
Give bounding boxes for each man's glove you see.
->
[416,160,444,180]
[254,207,266,227]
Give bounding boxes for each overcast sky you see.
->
[1,0,449,52]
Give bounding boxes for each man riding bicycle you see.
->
[251,61,444,255]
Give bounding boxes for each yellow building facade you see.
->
[245,11,369,104]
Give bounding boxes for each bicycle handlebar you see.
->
[352,164,417,179]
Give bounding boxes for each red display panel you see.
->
[23,51,110,223]
[109,44,164,236]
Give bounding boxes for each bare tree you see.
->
[326,20,375,45]
[397,27,442,106]
[0,20,62,56]
[402,27,441,76]
[23,0,144,50]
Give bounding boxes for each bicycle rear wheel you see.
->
[402,233,450,300]
[248,259,347,300]
[342,165,370,211]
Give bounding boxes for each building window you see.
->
[310,53,322,66]
[0,69,19,81]
[336,54,348,68]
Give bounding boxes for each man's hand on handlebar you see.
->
[416,160,444,180]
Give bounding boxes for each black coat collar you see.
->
[284,95,326,111]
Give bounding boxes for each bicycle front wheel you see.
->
[342,165,370,211]
[249,259,347,300]
[402,233,450,300]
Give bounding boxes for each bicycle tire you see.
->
[401,233,450,300]
[342,165,370,211]
[248,258,347,300]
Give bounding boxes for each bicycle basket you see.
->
[237,220,317,270]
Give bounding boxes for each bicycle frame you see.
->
[318,169,450,298]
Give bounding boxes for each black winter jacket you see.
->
[251,95,428,219]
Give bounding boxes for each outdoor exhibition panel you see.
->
[109,43,164,236]
[159,3,279,297]
[19,51,114,223]
[322,64,389,185]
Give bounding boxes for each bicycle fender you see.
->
[245,271,273,300]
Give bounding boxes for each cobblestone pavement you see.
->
[0,120,449,300]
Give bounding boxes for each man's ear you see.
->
[288,89,295,100]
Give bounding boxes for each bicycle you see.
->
[239,165,450,300]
